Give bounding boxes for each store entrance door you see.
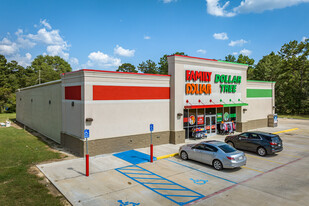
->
[205,115,217,136]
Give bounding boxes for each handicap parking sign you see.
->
[84,129,90,138]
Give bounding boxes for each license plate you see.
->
[278,144,281,147]
[239,156,243,160]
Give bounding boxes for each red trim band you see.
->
[63,69,171,77]
[65,86,81,100]
[184,104,223,109]
[93,85,170,100]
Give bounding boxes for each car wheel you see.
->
[227,141,234,148]
[257,147,267,156]
[213,159,223,170]
[180,151,188,160]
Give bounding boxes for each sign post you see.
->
[84,129,90,177]
[150,124,154,163]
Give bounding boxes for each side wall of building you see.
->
[16,81,62,143]
[241,81,275,131]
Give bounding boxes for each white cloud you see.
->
[27,28,65,45]
[213,32,228,40]
[206,0,236,17]
[232,52,238,55]
[302,36,308,42]
[240,48,252,56]
[46,45,69,60]
[196,49,207,54]
[234,0,309,14]
[114,45,135,57]
[144,36,151,40]
[40,19,52,30]
[229,39,248,47]
[0,19,79,68]
[85,51,121,69]
[0,38,18,55]
[163,0,177,3]
[206,0,309,17]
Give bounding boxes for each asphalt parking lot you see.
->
[38,118,309,206]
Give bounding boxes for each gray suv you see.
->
[225,131,283,156]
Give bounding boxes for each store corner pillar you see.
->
[168,56,185,144]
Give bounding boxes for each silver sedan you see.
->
[179,140,247,170]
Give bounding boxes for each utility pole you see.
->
[39,69,41,84]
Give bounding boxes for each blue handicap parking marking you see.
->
[115,165,205,206]
[117,200,140,206]
[190,178,208,185]
[167,159,237,184]
[113,150,157,165]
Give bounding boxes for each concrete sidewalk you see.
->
[37,118,303,205]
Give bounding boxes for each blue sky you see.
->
[0,0,308,70]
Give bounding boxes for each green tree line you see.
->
[0,55,71,113]
[1,40,308,115]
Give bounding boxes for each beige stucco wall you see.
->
[16,81,62,143]
[244,81,275,122]
[62,70,171,140]
[168,56,248,131]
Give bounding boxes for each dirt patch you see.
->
[28,166,71,206]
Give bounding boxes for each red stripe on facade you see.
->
[93,85,170,100]
[65,86,81,100]
[184,104,223,109]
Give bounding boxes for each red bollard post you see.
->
[150,144,153,163]
[86,154,89,176]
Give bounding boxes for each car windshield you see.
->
[218,144,236,153]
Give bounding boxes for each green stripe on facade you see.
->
[247,80,276,83]
[217,60,248,66]
[247,89,272,98]
[223,103,248,107]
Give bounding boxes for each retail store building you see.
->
[16,55,276,156]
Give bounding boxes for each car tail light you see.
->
[270,142,277,146]
[226,156,235,160]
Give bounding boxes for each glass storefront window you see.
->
[197,109,204,125]
[183,109,189,127]
[206,108,215,115]
[230,107,236,121]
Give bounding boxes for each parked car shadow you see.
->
[242,150,279,158]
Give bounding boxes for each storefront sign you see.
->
[189,115,196,125]
[184,65,243,105]
[185,70,212,95]
[214,74,241,93]
[197,115,204,125]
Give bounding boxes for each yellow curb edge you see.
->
[156,153,179,160]
[272,128,299,134]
